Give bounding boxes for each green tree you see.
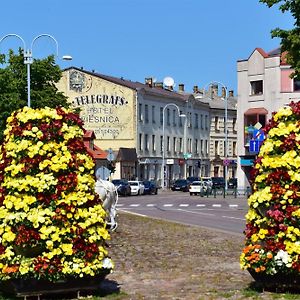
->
[0,49,69,142]
[260,0,300,78]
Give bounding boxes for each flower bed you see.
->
[0,106,113,294]
[240,101,300,289]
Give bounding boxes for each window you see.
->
[205,140,208,155]
[205,115,208,130]
[244,112,267,147]
[179,138,183,152]
[160,107,163,125]
[152,106,155,123]
[200,114,203,129]
[145,105,149,123]
[250,80,263,95]
[167,136,170,152]
[195,113,198,129]
[215,116,220,131]
[179,111,184,127]
[173,110,176,126]
[139,104,143,121]
[139,133,142,150]
[215,141,219,156]
[152,135,156,151]
[294,78,300,91]
[160,135,163,152]
[233,141,237,156]
[233,118,237,132]
[173,137,177,152]
[167,109,170,126]
[200,139,203,154]
[144,134,149,151]
[194,139,198,154]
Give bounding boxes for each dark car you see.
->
[211,177,225,189]
[143,180,158,195]
[112,179,131,196]
[228,178,238,189]
[171,179,189,192]
[186,176,200,184]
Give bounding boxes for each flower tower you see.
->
[0,106,113,291]
[240,101,300,288]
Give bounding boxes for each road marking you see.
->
[146,204,155,207]
[116,204,124,207]
[196,204,206,207]
[130,204,140,207]
[212,204,222,207]
[179,204,189,207]
[229,204,238,208]
[222,215,246,221]
[178,209,215,216]
[164,204,174,207]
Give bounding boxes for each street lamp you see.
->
[0,33,72,108]
[161,103,186,190]
[201,81,229,190]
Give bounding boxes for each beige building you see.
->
[57,67,236,187]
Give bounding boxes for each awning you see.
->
[244,108,268,115]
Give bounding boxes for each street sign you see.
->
[106,148,115,161]
[253,129,265,142]
[249,140,262,153]
[183,153,192,159]
[95,166,110,180]
[223,159,230,166]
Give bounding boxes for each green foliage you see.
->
[260,0,300,78]
[0,49,69,142]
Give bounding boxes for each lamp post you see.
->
[202,81,228,190]
[161,103,186,190]
[0,33,72,108]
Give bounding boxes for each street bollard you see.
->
[213,187,216,198]
[223,187,225,198]
[234,187,237,198]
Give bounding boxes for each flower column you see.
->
[0,106,113,283]
[240,101,300,287]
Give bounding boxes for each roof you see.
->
[64,66,192,103]
[116,148,137,162]
[83,130,107,160]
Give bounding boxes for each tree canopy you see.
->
[0,49,69,142]
[260,0,300,78]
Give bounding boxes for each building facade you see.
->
[57,67,237,187]
[236,47,300,189]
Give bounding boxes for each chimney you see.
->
[178,84,184,92]
[221,87,226,98]
[229,90,234,97]
[145,77,153,87]
[193,85,199,93]
[154,82,164,89]
[211,84,218,97]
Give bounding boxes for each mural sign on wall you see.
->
[68,70,134,140]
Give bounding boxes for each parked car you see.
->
[228,178,238,189]
[211,177,225,189]
[128,180,145,195]
[112,179,131,196]
[171,179,189,192]
[189,181,208,195]
[143,180,158,195]
[186,176,200,184]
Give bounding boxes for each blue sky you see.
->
[0,0,293,94]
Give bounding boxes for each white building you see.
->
[57,67,236,187]
[237,47,300,189]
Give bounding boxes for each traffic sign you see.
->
[106,148,115,161]
[249,140,262,153]
[183,153,192,159]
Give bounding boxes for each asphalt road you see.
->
[116,190,248,236]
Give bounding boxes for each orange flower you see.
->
[2,265,19,274]
[267,252,273,259]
